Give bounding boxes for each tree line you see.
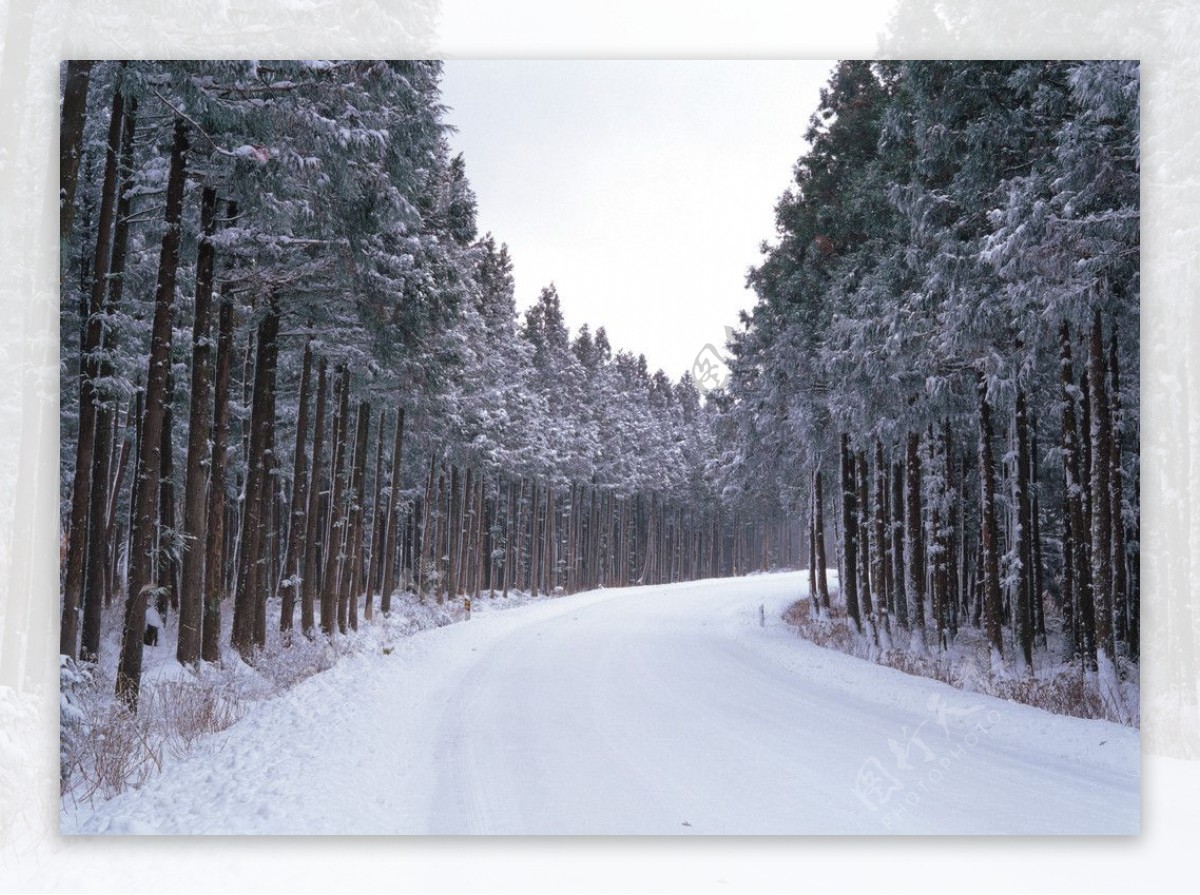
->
[717,61,1139,718]
[58,60,1140,721]
[57,61,789,712]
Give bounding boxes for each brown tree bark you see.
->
[447,465,462,601]
[546,485,558,592]
[904,431,927,650]
[299,357,328,636]
[840,434,862,632]
[116,118,188,708]
[501,477,515,598]
[1078,365,1096,665]
[855,448,874,630]
[177,186,219,665]
[1015,388,1034,670]
[231,294,279,660]
[418,453,435,599]
[344,401,370,630]
[379,408,406,614]
[942,424,960,641]
[890,460,907,630]
[320,367,350,634]
[978,380,1004,660]
[1059,323,1089,663]
[470,470,484,595]
[157,360,180,623]
[807,486,817,614]
[1089,310,1114,664]
[59,60,95,240]
[80,96,137,662]
[365,409,387,612]
[529,479,541,597]
[434,464,448,602]
[63,81,126,659]
[279,339,314,633]
[1029,415,1046,645]
[1109,328,1129,650]
[201,281,236,663]
[813,468,830,613]
[102,407,132,609]
[872,440,890,636]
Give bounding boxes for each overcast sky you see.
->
[438,60,836,380]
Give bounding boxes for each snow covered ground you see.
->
[61,571,1139,835]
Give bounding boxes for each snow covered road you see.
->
[64,572,1139,835]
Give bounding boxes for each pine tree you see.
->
[117,117,189,709]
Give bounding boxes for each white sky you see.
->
[439,60,835,380]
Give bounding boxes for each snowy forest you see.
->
[58,58,1138,749]
[718,60,1140,721]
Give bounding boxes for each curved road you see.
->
[66,572,1139,835]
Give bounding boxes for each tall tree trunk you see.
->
[59,60,95,241]
[1029,415,1046,645]
[813,468,830,613]
[157,360,180,622]
[379,408,406,614]
[475,474,487,597]
[320,368,350,634]
[177,187,219,665]
[300,358,328,636]
[201,278,236,664]
[942,424,960,642]
[433,464,447,603]
[502,478,515,598]
[344,401,370,630]
[231,294,279,660]
[418,454,435,599]
[840,435,862,632]
[1014,387,1034,671]
[925,430,948,651]
[1109,328,1129,651]
[546,486,558,592]
[126,385,144,602]
[640,492,656,587]
[807,490,817,615]
[529,479,541,597]
[1059,323,1089,664]
[364,408,387,619]
[116,118,188,708]
[461,467,475,598]
[447,465,461,601]
[279,339,314,633]
[904,431,926,652]
[105,404,134,607]
[978,379,1004,665]
[63,82,126,659]
[336,403,360,633]
[254,401,278,647]
[80,97,137,662]
[855,449,874,633]
[1089,309,1124,720]
[1078,362,1097,659]
[101,408,130,609]
[890,460,907,630]
[566,483,578,593]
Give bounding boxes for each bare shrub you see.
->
[781,599,1137,726]
[142,677,244,760]
[878,650,955,686]
[783,599,861,656]
[990,671,1109,722]
[253,633,338,692]
[63,699,163,804]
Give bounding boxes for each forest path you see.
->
[65,572,1138,834]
